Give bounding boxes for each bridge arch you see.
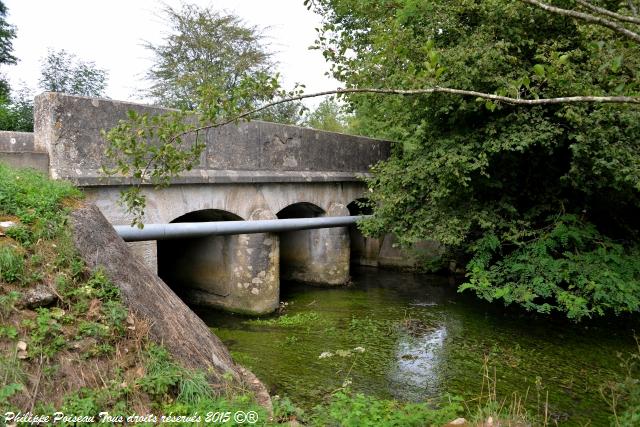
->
[157,208,279,314]
[277,202,350,285]
[347,199,380,267]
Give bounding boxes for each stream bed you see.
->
[196,266,638,425]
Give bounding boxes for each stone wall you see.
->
[0,131,48,171]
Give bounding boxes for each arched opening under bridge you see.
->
[157,209,279,314]
[276,202,350,285]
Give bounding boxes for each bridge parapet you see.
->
[34,92,390,186]
[0,130,48,171]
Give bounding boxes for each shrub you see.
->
[461,215,640,320]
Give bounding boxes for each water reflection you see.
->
[389,324,447,401]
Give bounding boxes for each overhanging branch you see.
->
[176,87,640,138]
[521,0,640,43]
[576,0,640,25]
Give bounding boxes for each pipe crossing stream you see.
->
[114,215,368,241]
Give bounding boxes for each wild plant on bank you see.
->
[602,339,640,427]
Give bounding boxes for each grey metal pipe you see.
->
[114,215,369,242]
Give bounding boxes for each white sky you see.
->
[1,0,338,106]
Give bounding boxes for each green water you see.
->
[196,266,638,425]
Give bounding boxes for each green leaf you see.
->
[533,64,545,77]
[611,55,623,73]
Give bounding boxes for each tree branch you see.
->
[520,0,640,43]
[628,0,638,18]
[576,0,640,25]
[176,87,640,139]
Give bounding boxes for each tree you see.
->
[39,49,108,97]
[306,0,640,320]
[143,3,304,123]
[0,0,16,99]
[144,3,276,111]
[105,0,640,320]
[0,86,33,131]
[303,98,351,133]
[0,0,29,131]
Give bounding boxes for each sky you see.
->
[1,0,338,106]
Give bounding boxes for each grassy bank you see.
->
[0,163,266,424]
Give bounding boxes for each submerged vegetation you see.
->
[208,272,640,426]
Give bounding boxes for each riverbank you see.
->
[0,164,269,423]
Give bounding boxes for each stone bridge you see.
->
[0,92,437,315]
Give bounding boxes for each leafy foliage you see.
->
[303,97,351,133]
[0,0,16,99]
[39,48,108,97]
[308,0,640,319]
[144,3,273,111]
[309,389,461,426]
[0,0,15,64]
[462,215,640,320]
[0,87,34,131]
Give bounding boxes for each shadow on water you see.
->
[195,266,639,425]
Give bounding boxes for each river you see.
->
[196,266,638,425]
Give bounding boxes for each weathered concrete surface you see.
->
[349,230,443,269]
[158,210,280,315]
[378,234,443,268]
[278,203,350,285]
[279,227,350,285]
[34,92,390,184]
[0,131,35,151]
[349,228,383,267]
[0,131,49,171]
[0,152,49,171]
